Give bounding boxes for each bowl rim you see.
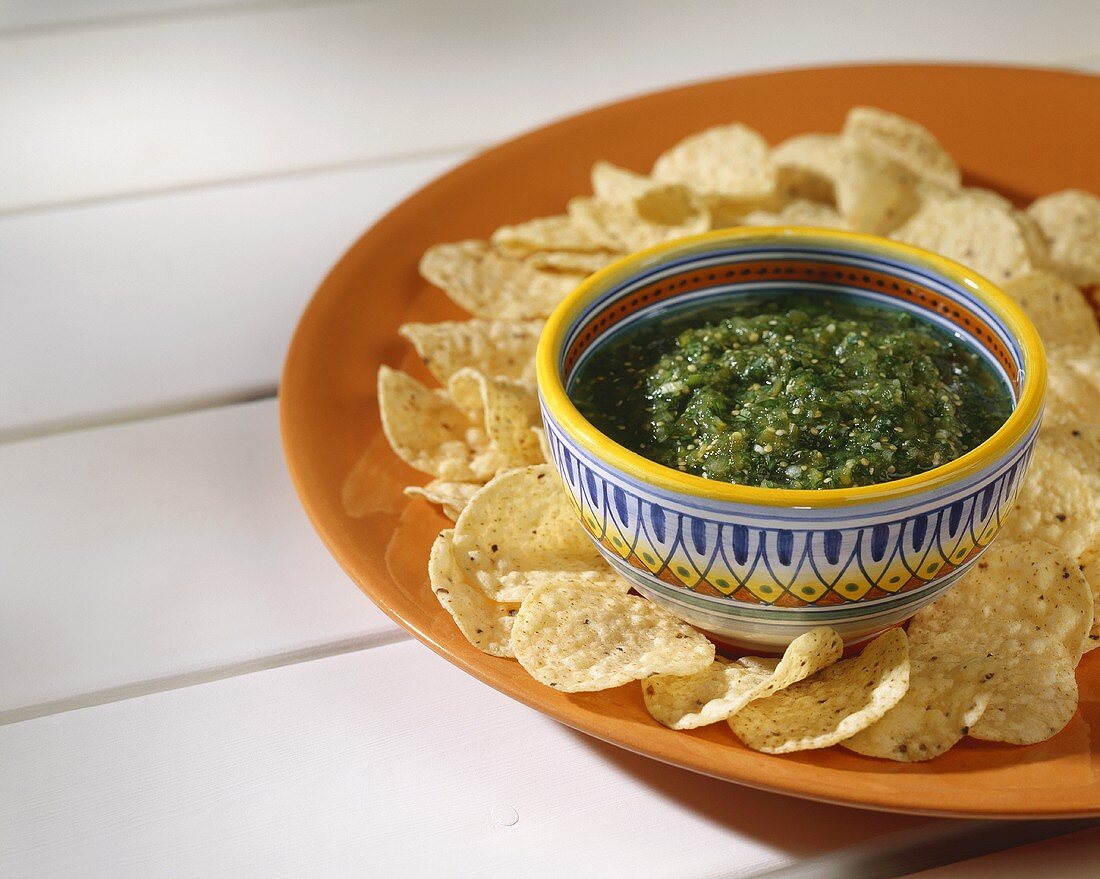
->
[536,226,1046,510]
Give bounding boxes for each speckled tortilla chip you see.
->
[842,657,997,761]
[377,366,501,481]
[969,636,1079,744]
[771,133,844,204]
[728,629,910,754]
[419,240,586,319]
[1045,347,1100,429]
[450,464,623,603]
[447,368,544,471]
[907,540,1093,664]
[891,195,1035,284]
[568,185,709,253]
[1002,271,1100,357]
[1027,190,1100,285]
[512,579,714,692]
[642,627,843,730]
[835,149,920,234]
[531,426,552,463]
[591,161,655,203]
[651,123,776,202]
[742,199,849,230]
[490,214,610,256]
[404,480,481,521]
[525,250,620,274]
[842,106,961,189]
[998,443,1100,575]
[428,530,519,657]
[398,319,543,387]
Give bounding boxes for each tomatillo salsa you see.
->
[569,294,1012,489]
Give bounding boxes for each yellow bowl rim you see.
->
[536,227,1046,510]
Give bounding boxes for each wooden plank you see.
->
[0,0,252,33]
[0,398,406,720]
[0,152,464,437]
[3,0,1096,212]
[0,639,941,879]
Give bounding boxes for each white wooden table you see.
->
[3,3,1099,876]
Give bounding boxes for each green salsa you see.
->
[569,295,1011,489]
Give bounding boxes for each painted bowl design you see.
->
[536,228,1046,650]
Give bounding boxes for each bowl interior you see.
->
[559,232,1025,407]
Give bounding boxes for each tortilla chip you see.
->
[1002,271,1100,357]
[568,185,709,253]
[491,214,610,256]
[998,442,1100,575]
[525,250,620,274]
[419,240,586,319]
[842,106,961,189]
[651,123,776,202]
[728,628,910,753]
[428,530,519,658]
[512,579,715,692]
[447,368,544,470]
[1045,346,1100,428]
[642,627,843,729]
[771,133,844,204]
[835,149,920,234]
[842,656,997,761]
[742,199,849,230]
[591,161,656,202]
[908,540,1093,664]
[450,464,623,603]
[377,366,501,481]
[404,480,481,521]
[891,195,1035,284]
[1027,190,1100,286]
[398,319,543,387]
[531,426,552,463]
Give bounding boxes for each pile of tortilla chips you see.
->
[370,107,1100,762]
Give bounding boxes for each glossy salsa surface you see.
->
[568,294,1013,490]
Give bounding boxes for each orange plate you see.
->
[281,64,1100,818]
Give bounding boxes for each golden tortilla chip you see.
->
[377,366,500,482]
[568,185,709,253]
[742,199,849,230]
[891,195,1035,285]
[525,250,620,274]
[450,464,623,603]
[908,540,1093,664]
[591,161,656,202]
[419,240,586,319]
[842,656,997,761]
[771,133,844,204]
[404,480,481,521]
[642,627,843,730]
[651,123,776,202]
[428,530,519,658]
[842,106,961,189]
[998,443,1100,576]
[1045,346,1100,428]
[447,368,544,471]
[398,319,543,387]
[531,426,552,464]
[728,628,910,753]
[512,579,715,692]
[835,149,920,234]
[1002,271,1100,357]
[490,214,610,256]
[1027,190,1100,286]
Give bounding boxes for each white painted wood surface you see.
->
[4,0,1100,213]
[3,1,1099,875]
[0,640,941,879]
[0,152,465,437]
[0,399,403,722]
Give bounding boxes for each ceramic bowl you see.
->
[536,227,1046,651]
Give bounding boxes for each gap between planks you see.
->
[0,626,413,727]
